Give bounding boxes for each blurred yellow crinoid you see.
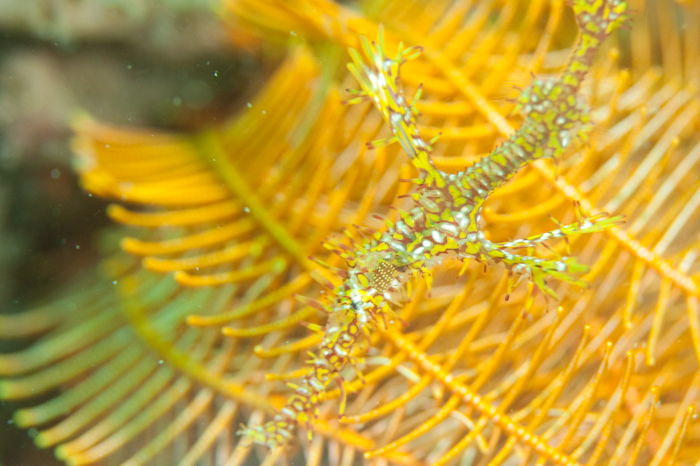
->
[2,0,700,465]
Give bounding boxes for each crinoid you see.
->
[2,0,700,465]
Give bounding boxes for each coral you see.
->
[2,0,700,465]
